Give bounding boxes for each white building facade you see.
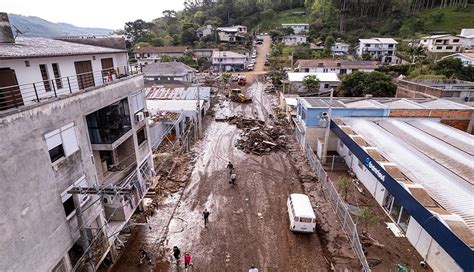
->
[357,38,398,64]
[212,51,247,72]
[281,23,309,34]
[419,34,464,53]
[331,42,349,55]
[0,14,154,271]
[460,29,474,49]
[216,25,247,43]
[282,35,307,46]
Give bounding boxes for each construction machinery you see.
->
[227,88,252,103]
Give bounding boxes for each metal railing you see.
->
[305,143,370,271]
[0,65,142,112]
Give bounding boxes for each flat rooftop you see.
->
[146,99,204,113]
[300,97,473,110]
[145,86,211,100]
[341,118,474,231]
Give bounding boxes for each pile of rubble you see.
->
[228,116,287,155]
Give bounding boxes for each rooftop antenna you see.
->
[12,24,29,39]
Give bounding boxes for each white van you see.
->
[287,193,316,233]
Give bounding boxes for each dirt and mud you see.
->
[110,36,361,272]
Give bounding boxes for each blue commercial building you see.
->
[294,97,474,271]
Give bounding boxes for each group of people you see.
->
[138,161,260,270]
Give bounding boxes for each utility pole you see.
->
[197,84,202,138]
[322,88,334,164]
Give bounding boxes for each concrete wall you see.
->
[406,217,462,271]
[0,75,148,271]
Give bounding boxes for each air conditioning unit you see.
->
[320,111,328,118]
[135,112,145,122]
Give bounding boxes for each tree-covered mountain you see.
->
[8,13,113,38]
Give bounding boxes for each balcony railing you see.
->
[0,65,142,112]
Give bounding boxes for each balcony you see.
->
[0,65,141,113]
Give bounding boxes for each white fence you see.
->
[305,144,370,271]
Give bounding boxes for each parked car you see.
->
[247,64,254,71]
[287,193,316,233]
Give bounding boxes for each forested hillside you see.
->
[122,0,473,48]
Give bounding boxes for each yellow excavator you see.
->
[227,88,252,103]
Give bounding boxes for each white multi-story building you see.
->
[357,38,398,64]
[460,29,474,50]
[216,25,247,43]
[0,13,154,271]
[133,46,188,65]
[420,34,464,53]
[281,23,309,34]
[331,42,350,55]
[212,51,247,72]
[295,59,378,75]
[282,34,307,46]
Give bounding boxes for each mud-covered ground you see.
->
[110,36,360,272]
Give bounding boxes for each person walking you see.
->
[173,246,181,263]
[227,161,234,174]
[230,172,236,185]
[203,209,210,227]
[184,253,192,268]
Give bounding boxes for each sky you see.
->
[3,0,185,30]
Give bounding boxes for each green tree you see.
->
[324,35,335,52]
[160,55,173,62]
[432,58,465,78]
[356,207,378,232]
[338,71,397,97]
[336,176,352,201]
[303,75,321,93]
[124,19,153,44]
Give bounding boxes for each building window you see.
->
[436,46,442,50]
[25,60,30,67]
[301,108,306,121]
[453,39,459,43]
[39,64,51,92]
[52,63,63,89]
[137,127,147,146]
[45,123,79,163]
[324,84,329,88]
[62,195,76,218]
[388,44,394,48]
[61,176,90,219]
[446,46,453,50]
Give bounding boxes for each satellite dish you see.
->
[12,24,29,38]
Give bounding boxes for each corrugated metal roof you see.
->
[342,118,474,232]
[145,86,211,100]
[133,46,187,54]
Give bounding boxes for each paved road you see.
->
[111,36,355,272]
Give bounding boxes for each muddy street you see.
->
[111,36,359,272]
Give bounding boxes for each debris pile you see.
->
[228,116,287,155]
